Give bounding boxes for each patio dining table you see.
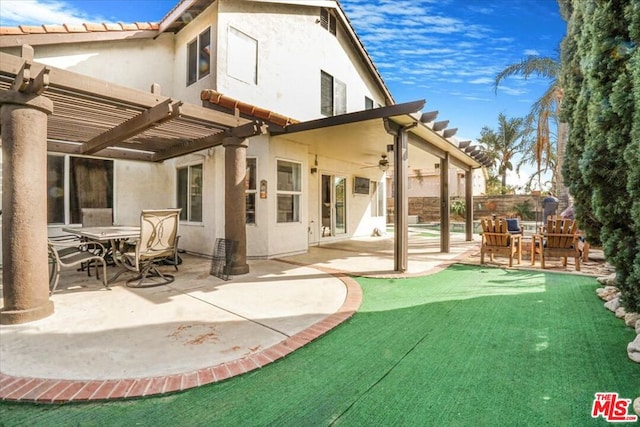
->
[62,225,141,283]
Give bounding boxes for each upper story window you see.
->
[187,27,211,86]
[320,8,337,36]
[321,70,346,117]
[47,155,114,225]
[228,26,258,84]
[177,164,203,223]
[245,158,257,224]
[277,160,302,223]
[365,96,374,110]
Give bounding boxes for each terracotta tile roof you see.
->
[0,22,159,36]
[201,90,299,128]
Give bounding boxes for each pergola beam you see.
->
[442,128,457,138]
[82,99,181,154]
[0,52,246,129]
[432,120,449,132]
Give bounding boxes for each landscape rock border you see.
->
[595,272,639,417]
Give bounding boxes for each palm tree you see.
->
[494,55,568,208]
[478,113,527,194]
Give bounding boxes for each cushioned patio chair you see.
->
[48,238,108,294]
[480,217,522,267]
[534,218,581,271]
[122,208,181,288]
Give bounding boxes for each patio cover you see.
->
[270,101,480,271]
[0,49,261,324]
[0,51,262,161]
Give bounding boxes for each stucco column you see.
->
[1,91,54,324]
[223,136,249,275]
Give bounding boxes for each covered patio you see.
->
[1,47,481,326]
[0,47,263,324]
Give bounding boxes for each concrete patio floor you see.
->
[1,229,604,402]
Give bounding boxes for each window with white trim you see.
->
[187,27,211,86]
[365,96,374,110]
[276,160,302,223]
[321,70,346,116]
[177,164,203,222]
[47,155,114,225]
[228,26,258,84]
[245,157,257,224]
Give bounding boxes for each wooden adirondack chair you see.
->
[535,218,581,271]
[480,218,522,267]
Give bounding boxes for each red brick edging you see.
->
[0,270,362,403]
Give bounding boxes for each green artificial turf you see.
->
[2,265,638,426]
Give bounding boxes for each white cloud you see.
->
[524,49,540,56]
[496,86,527,96]
[468,77,493,84]
[0,0,101,26]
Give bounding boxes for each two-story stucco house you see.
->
[0,0,484,323]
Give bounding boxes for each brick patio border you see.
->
[0,271,362,403]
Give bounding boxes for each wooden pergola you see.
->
[0,47,262,324]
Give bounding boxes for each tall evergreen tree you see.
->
[625,0,640,309]
[559,0,602,244]
[560,0,640,311]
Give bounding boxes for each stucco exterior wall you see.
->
[5,35,176,96]
[268,138,308,256]
[113,161,173,226]
[245,134,271,257]
[215,0,387,120]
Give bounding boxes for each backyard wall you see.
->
[387,194,546,223]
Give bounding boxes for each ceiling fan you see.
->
[361,154,390,171]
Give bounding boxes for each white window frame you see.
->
[276,159,302,223]
[321,70,346,117]
[187,27,211,86]
[246,157,257,225]
[227,26,258,84]
[177,163,203,223]
[365,96,374,110]
[47,154,114,225]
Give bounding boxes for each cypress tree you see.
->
[560,1,602,244]
[624,0,640,309]
[561,0,639,312]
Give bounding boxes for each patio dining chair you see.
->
[48,238,108,294]
[80,207,115,266]
[121,208,181,288]
[81,208,113,227]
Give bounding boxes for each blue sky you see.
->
[0,0,566,185]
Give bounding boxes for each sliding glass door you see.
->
[321,174,346,237]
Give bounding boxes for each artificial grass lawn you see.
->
[2,265,638,426]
